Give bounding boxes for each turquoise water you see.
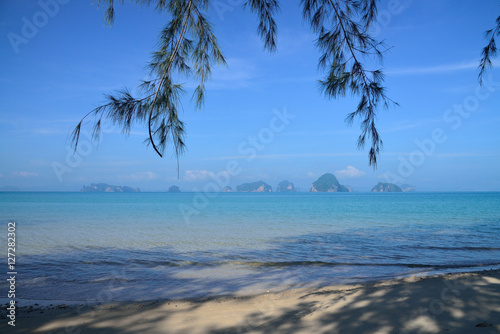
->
[1,191,500,302]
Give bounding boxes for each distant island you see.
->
[371,182,402,192]
[222,186,232,192]
[80,183,140,193]
[168,185,181,193]
[79,178,417,194]
[236,181,272,192]
[276,180,296,192]
[0,186,21,192]
[311,173,351,192]
[400,184,417,192]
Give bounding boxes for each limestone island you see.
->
[276,180,296,192]
[311,173,351,192]
[168,185,181,193]
[371,182,402,192]
[0,186,21,192]
[80,183,140,193]
[222,186,233,192]
[236,181,272,192]
[400,184,417,192]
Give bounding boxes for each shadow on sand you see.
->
[3,269,500,333]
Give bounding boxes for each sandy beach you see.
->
[2,269,499,334]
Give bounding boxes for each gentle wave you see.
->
[415,246,500,251]
[232,261,500,269]
[3,191,500,301]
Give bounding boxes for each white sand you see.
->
[2,270,500,333]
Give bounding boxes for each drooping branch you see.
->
[302,0,396,167]
[479,15,500,85]
[148,0,193,158]
[72,0,226,177]
[244,0,280,52]
[75,0,399,173]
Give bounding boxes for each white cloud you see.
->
[118,171,159,181]
[275,31,316,56]
[382,152,495,158]
[335,166,366,178]
[29,159,50,167]
[184,170,217,181]
[240,173,269,182]
[383,119,441,133]
[11,171,39,178]
[378,172,395,182]
[434,152,496,158]
[31,128,67,135]
[204,58,257,90]
[386,59,500,76]
[204,152,362,161]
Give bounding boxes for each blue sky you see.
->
[1,0,500,191]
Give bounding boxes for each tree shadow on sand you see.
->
[3,231,500,333]
[4,270,500,333]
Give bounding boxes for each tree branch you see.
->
[479,15,500,85]
[148,0,193,158]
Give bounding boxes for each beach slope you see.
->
[2,270,500,333]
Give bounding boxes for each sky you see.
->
[1,0,500,192]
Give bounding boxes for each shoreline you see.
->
[3,265,499,306]
[2,269,499,333]
[3,266,499,307]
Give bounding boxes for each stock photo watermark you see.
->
[6,221,17,327]
[213,0,410,28]
[7,0,70,54]
[368,0,410,37]
[212,0,244,21]
[51,124,114,183]
[382,74,500,186]
[178,107,295,223]
[44,264,144,334]
[406,275,474,333]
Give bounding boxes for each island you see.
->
[0,186,21,192]
[222,186,233,192]
[168,185,181,193]
[311,173,351,192]
[236,181,272,192]
[80,183,140,192]
[371,182,402,192]
[400,184,417,192]
[276,180,296,192]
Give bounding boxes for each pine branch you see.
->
[303,0,395,167]
[73,0,227,177]
[244,0,280,52]
[148,0,193,158]
[76,0,399,174]
[479,15,500,85]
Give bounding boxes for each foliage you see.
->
[72,0,396,172]
[479,15,500,85]
[72,0,226,176]
[302,0,395,167]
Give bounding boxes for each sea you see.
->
[1,191,500,303]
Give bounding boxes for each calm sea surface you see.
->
[1,191,499,302]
